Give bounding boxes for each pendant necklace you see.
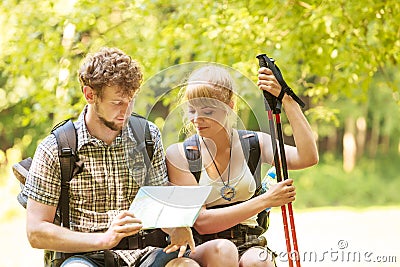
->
[202,132,235,201]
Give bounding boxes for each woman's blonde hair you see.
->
[184,65,235,108]
[180,65,238,135]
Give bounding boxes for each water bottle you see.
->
[262,166,277,212]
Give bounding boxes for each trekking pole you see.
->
[256,54,293,267]
[265,98,294,267]
[275,112,301,267]
[257,54,303,267]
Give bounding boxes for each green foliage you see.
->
[291,152,400,208]
[0,0,399,162]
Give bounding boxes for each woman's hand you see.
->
[257,67,282,97]
[262,179,296,208]
[163,227,196,257]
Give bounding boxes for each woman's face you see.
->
[187,101,230,138]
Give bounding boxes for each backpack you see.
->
[12,114,166,267]
[13,114,154,221]
[183,130,270,232]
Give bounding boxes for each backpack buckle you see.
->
[60,147,73,157]
[145,139,154,147]
[242,133,255,139]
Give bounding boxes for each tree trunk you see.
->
[381,135,390,154]
[343,117,356,173]
[327,129,338,154]
[356,116,367,158]
[369,116,380,158]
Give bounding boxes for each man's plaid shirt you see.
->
[24,107,168,265]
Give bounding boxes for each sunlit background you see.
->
[1,0,399,266]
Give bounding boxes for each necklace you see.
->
[202,132,235,201]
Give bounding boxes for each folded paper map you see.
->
[129,186,212,229]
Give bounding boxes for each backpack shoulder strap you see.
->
[183,131,262,187]
[129,114,154,185]
[52,119,79,228]
[238,130,261,189]
[183,134,202,182]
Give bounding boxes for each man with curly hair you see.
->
[23,47,200,267]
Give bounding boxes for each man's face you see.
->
[93,86,134,131]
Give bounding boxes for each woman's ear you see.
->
[83,86,95,103]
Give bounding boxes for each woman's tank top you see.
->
[198,160,258,227]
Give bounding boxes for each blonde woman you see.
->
[166,65,318,267]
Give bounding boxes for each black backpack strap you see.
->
[237,130,268,232]
[145,124,153,161]
[183,134,202,182]
[238,130,261,189]
[184,130,268,233]
[52,120,79,228]
[183,131,262,187]
[129,113,154,185]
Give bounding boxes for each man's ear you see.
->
[228,100,234,109]
[83,86,95,103]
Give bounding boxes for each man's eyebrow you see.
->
[110,97,129,102]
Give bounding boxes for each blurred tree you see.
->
[0,0,399,169]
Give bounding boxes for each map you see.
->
[129,186,212,229]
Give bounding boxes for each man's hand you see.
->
[262,179,296,208]
[101,211,143,249]
[162,227,196,257]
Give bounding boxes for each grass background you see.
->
[1,153,399,266]
[288,153,400,208]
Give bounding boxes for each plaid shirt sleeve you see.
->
[23,134,61,206]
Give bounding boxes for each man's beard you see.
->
[98,115,122,131]
[94,103,125,132]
